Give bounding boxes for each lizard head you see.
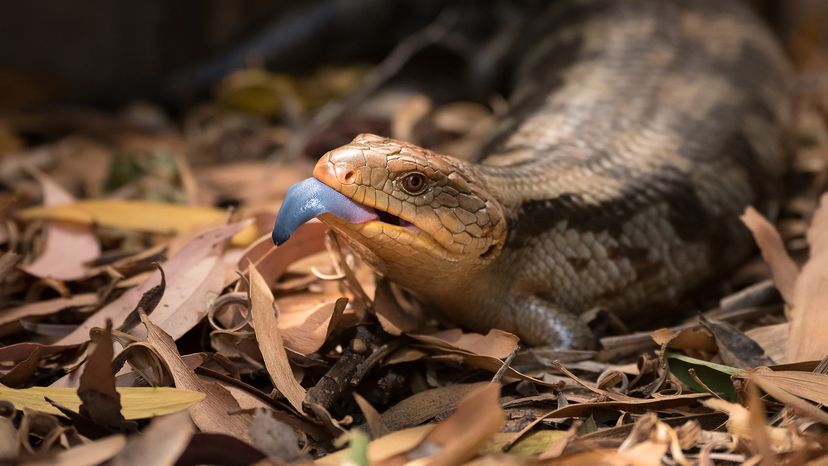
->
[273,134,507,278]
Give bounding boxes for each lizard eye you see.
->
[400,172,428,195]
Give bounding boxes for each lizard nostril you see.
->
[344,170,356,183]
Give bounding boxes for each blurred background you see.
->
[1,0,827,241]
[0,1,823,105]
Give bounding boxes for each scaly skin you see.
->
[302,0,793,348]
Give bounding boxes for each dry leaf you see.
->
[58,221,249,345]
[374,279,424,336]
[0,343,86,389]
[702,397,811,453]
[741,206,799,304]
[0,294,98,328]
[788,193,828,362]
[698,316,774,368]
[650,327,718,352]
[354,393,390,438]
[279,295,347,355]
[130,256,223,341]
[140,310,254,441]
[17,199,258,246]
[23,434,127,466]
[238,221,328,291]
[0,385,203,419]
[412,329,519,360]
[0,342,85,367]
[746,384,776,466]
[111,412,194,466]
[20,172,101,281]
[248,264,307,413]
[380,382,490,432]
[746,323,789,363]
[248,408,306,462]
[175,432,268,466]
[376,383,504,466]
[746,367,828,421]
[78,322,133,431]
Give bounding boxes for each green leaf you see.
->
[667,353,744,401]
[344,429,370,466]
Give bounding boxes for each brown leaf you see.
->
[0,293,98,328]
[237,222,327,292]
[131,257,224,341]
[376,383,504,466]
[698,316,774,369]
[0,347,42,387]
[248,264,307,413]
[746,384,776,466]
[140,310,253,441]
[746,323,789,363]
[0,342,86,382]
[746,367,828,422]
[20,171,101,281]
[788,193,828,362]
[111,341,172,387]
[78,321,135,432]
[702,397,812,454]
[111,412,194,466]
[118,264,165,333]
[374,279,424,336]
[58,221,249,345]
[379,382,489,432]
[741,206,799,304]
[412,329,519,360]
[248,408,306,462]
[279,295,347,355]
[174,432,267,466]
[23,434,127,466]
[650,327,718,352]
[354,393,390,438]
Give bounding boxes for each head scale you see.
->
[309,134,507,279]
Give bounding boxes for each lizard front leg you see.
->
[510,295,596,349]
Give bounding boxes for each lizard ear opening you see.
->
[480,243,498,259]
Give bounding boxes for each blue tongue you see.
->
[272,177,378,245]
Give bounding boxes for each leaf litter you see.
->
[2,6,828,466]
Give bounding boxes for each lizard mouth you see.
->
[374,209,418,230]
[272,177,421,245]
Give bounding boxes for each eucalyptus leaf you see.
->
[667,353,743,401]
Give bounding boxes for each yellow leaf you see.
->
[0,385,205,420]
[17,200,258,246]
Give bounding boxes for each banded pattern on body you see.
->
[472,0,792,327]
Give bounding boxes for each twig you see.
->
[492,347,518,384]
[600,304,782,352]
[718,279,779,312]
[351,340,401,385]
[304,326,376,417]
